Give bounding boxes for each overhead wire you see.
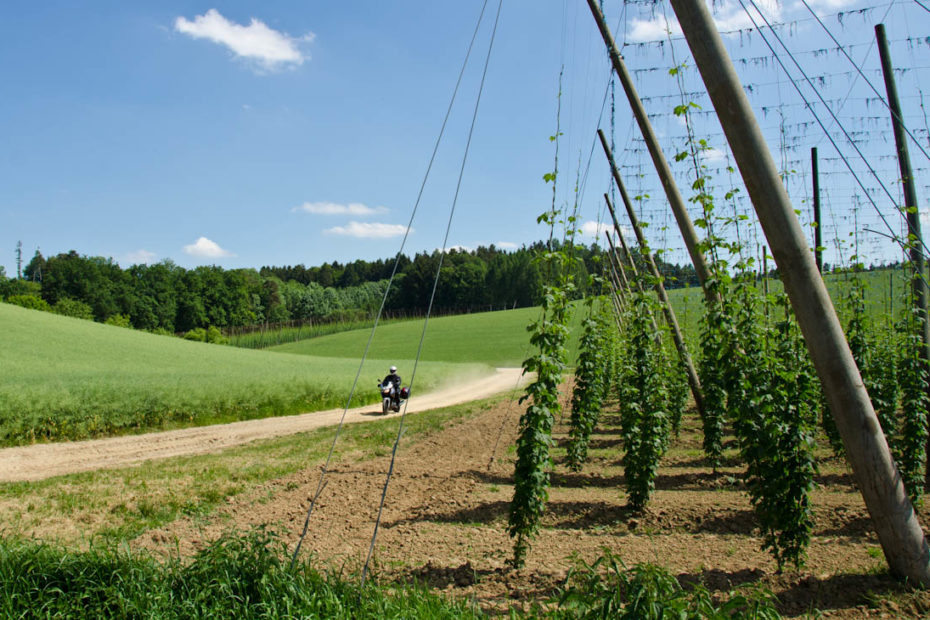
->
[288,0,492,570]
[361,0,504,586]
[738,0,930,261]
[799,0,930,163]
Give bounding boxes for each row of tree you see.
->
[1,242,700,334]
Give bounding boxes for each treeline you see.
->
[0,242,700,333]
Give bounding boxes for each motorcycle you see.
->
[377,382,410,414]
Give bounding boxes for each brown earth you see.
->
[136,384,930,618]
[0,368,525,482]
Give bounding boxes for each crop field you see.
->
[273,303,586,366]
[0,303,489,446]
[271,267,904,367]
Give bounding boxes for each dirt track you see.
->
[0,368,526,483]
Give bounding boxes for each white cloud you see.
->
[175,9,312,71]
[183,237,235,258]
[704,147,727,164]
[125,249,157,265]
[324,222,410,239]
[920,209,930,228]
[293,201,388,216]
[496,241,519,249]
[581,220,612,239]
[439,245,472,253]
[626,0,783,43]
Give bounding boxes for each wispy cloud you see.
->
[293,201,388,216]
[626,0,786,43]
[183,237,235,258]
[125,249,157,265]
[175,9,313,71]
[581,220,612,239]
[439,245,472,253]
[496,241,519,249]
[324,222,410,239]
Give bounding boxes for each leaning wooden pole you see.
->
[603,247,628,312]
[586,0,714,302]
[600,160,707,423]
[669,0,930,584]
[605,232,635,293]
[876,23,930,487]
[603,230,632,293]
[606,232,664,345]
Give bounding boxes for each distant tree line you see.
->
[0,242,705,333]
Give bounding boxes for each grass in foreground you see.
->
[0,528,482,619]
[0,303,488,446]
[0,528,781,619]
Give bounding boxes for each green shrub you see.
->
[52,298,94,320]
[205,325,227,344]
[5,294,49,311]
[555,550,781,619]
[3,279,41,298]
[104,314,131,328]
[183,327,207,342]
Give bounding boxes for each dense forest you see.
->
[0,242,701,334]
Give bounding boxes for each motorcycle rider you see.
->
[382,365,402,406]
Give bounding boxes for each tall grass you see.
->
[0,529,481,619]
[0,303,488,446]
[0,530,782,618]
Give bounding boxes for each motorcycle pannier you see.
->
[400,387,410,399]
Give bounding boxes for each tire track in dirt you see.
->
[0,368,526,482]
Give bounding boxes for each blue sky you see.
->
[2,1,928,275]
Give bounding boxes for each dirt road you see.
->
[0,368,526,482]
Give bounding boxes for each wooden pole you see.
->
[586,0,714,302]
[875,23,930,487]
[600,162,707,423]
[670,0,930,584]
[603,247,628,312]
[812,147,823,274]
[603,230,631,293]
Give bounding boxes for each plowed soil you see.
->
[137,384,930,618]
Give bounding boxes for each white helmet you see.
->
[390,366,397,372]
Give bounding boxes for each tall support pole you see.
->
[606,232,665,345]
[670,0,930,585]
[600,158,707,422]
[875,23,930,486]
[613,218,640,281]
[604,231,632,294]
[605,233,637,293]
[812,147,823,274]
[603,247,628,312]
[586,0,714,302]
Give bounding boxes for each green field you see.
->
[0,303,488,446]
[271,305,589,366]
[0,268,905,447]
[272,268,906,367]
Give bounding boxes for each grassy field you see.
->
[271,268,905,367]
[271,304,589,367]
[0,303,488,446]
